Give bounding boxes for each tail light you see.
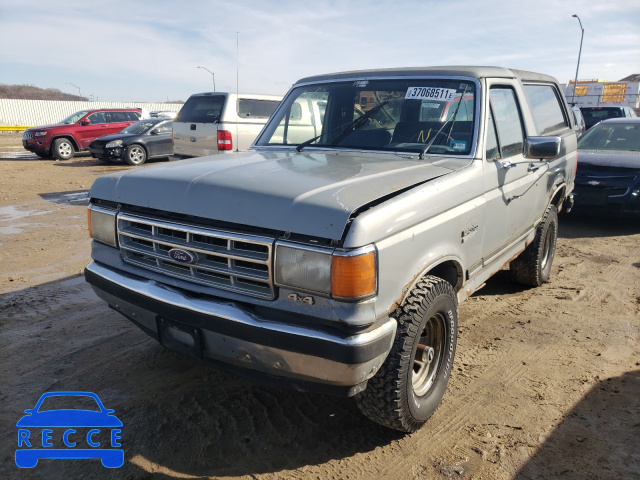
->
[171,128,174,146]
[218,130,232,150]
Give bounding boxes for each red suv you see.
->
[22,108,141,160]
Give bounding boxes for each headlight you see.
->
[275,242,376,300]
[105,140,123,148]
[34,131,48,136]
[88,204,117,247]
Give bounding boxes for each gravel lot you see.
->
[1,132,639,479]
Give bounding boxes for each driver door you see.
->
[482,83,536,263]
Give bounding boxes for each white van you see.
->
[172,92,282,158]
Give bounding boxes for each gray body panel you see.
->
[89,150,457,240]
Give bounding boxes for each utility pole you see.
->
[571,14,584,104]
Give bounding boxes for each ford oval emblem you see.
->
[168,248,197,264]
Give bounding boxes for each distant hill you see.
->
[0,84,87,101]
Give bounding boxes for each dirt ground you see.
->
[1,131,638,480]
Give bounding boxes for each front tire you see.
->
[510,205,558,286]
[355,276,458,432]
[52,138,75,160]
[125,144,147,165]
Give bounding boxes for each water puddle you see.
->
[0,205,48,235]
[40,190,89,205]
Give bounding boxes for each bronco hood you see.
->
[89,150,464,240]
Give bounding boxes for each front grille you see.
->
[118,213,275,299]
[23,132,33,140]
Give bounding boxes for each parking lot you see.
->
[1,132,638,479]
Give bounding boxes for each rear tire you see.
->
[355,276,458,432]
[510,205,558,286]
[125,145,147,165]
[52,138,75,160]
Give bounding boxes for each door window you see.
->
[110,112,129,123]
[489,88,524,158]
[88,112,106,124]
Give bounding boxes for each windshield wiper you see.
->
[296,100,389,152]
[419,85,468,160]
[296,133,323,152]
[330,101,389,145]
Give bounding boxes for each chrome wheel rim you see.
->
[129,146,145,164]
[412,313,445,397]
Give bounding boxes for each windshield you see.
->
[578,122,640,152]
[121,121,156,135]
[256,79,476,156]
[176,95,225,123]
[580,107,623,125]
[60,111,89,124]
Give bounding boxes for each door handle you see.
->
[500,160,516,169]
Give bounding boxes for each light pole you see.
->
[571,14,584,105]
[197,66,215,91]
[66,82,82,98]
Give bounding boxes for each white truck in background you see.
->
[172,92,281,158]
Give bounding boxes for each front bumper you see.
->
[84,262,396,396]
[22,139,50,155]
[89,146,124,161]
[573,183,640,213]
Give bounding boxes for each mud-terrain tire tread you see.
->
[510,205,558,287]
[355,275,458,433]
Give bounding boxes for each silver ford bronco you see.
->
[85,67,576,432]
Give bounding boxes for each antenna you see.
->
[235,31,239,152]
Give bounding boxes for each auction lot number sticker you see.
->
[405,87,456,101]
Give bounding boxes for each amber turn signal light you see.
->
[87,208,93,237]
[331,250,376,299]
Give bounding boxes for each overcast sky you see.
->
[1,0,638,102]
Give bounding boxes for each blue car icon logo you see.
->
[15,391,123,468]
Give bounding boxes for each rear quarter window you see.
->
[238,99,280,118]
[523,84,568,135]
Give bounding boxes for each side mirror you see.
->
[81,119,92,126]
[149,130,158,135]
[524,136,560,160]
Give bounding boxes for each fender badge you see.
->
[288,293,314,305]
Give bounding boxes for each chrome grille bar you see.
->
[118,213,275,299]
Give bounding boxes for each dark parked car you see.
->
[579,106,637,131]
[573,117,640,213]
[89,118,173,165]
[22,109,141,160]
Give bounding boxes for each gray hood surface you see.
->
[89,150,459,240]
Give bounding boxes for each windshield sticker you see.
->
[450,139,467,151]
[406,87,456,101]
[422,103,441,109]
[354,81,369,88]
